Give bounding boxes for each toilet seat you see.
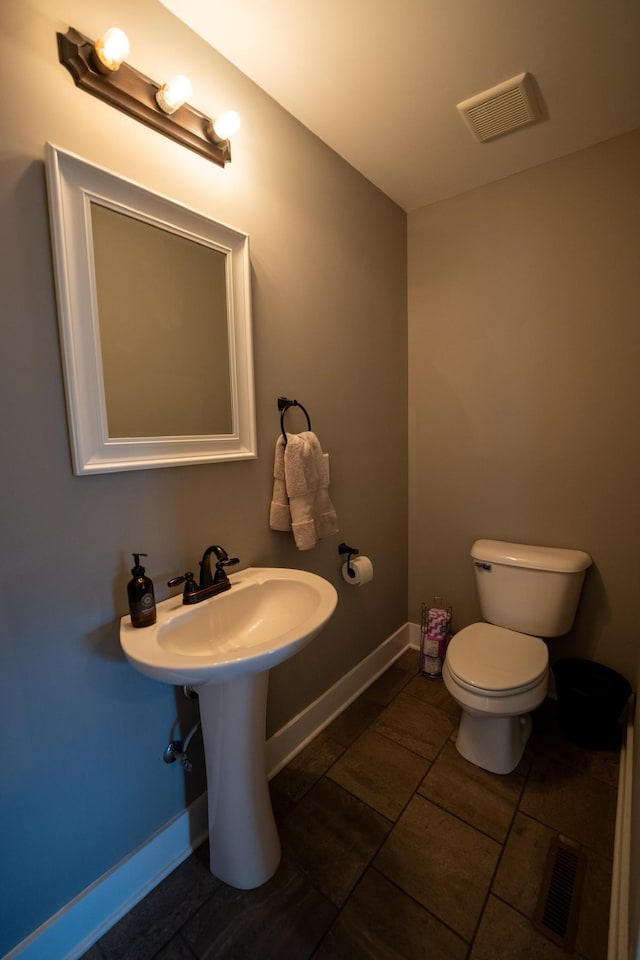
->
[446,623,548,697]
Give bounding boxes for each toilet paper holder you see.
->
[338,542,359,578]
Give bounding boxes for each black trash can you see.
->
[553,658,632,750]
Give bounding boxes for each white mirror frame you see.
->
[45,143,256,474]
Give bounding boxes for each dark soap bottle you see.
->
[127,553,157,628]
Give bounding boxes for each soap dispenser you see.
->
[127,553,157,628]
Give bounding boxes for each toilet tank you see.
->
[471,539,592,637]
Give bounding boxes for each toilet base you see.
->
[455,710,532,775]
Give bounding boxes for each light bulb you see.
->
[94,28,130,72]
[156,75,192,114]
[211,110,241,141]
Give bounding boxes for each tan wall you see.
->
[408,130,640,683]
[0,0,407,952]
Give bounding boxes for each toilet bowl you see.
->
[442,539,591,775]
[443,623,549,774]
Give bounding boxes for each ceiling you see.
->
[160,0,640,212]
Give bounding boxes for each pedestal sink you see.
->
[120,567,337,889]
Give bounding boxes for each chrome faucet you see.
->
[168,544,240,605]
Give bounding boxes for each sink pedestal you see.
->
[198,673,281,888]
[120,568,338,888]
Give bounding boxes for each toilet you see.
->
[443,539,592,775]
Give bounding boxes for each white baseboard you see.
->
[3,794,209,960]
[608,694,635,960]
[5,624,412,960]
[266,621,413,775]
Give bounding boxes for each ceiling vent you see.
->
[457,72,540,142]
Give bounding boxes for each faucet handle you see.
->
[212,556,239,584]
[168,571,198,596]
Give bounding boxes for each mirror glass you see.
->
[45,143,256,474]
[91,203,232,437]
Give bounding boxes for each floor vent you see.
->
[533,835,587,952]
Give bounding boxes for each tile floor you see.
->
[82,649,620,960]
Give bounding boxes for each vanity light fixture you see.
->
[57,26,238,167]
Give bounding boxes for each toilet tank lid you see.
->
[471,539,592,573]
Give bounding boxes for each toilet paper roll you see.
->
[342,556,374,586]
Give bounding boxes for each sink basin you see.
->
[120,566,338,686]
[120,566,337,890]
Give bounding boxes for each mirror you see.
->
[45,143,256,474]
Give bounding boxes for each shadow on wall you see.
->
[550,564,611,667]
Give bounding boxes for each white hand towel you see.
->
[269,430,338,550]
[269,435,292,531]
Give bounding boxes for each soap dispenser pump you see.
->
[127,553,157,628]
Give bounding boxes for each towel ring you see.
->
[278,397,311,443]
